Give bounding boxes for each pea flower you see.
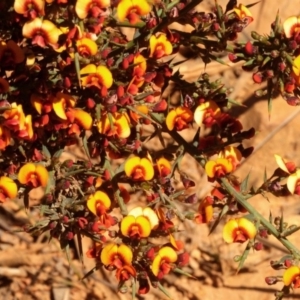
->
[165,106,193,131]
[14,0,45,18]
[22,18,62,48]
[219,146,242,171]
[117,0,151,24]
[124,155,154,181]
[149,34,173,58]
[233,4,253,23]
[283,265,300,288]
[75,0,110,19]
[97,112,131,139]
[151,246,178,279]
[205,158,233,179]
[223,217,257,243]
[18,163,49,188]
[194,100,221,127]
[80,64,113,91]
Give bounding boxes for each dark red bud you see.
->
[86,98,96,109]
[265,276,278,285]
[244,41,254,55]
[252,72,263,83]
[117,85,124,98]
[253,242,263,251]
[66,231,74,240]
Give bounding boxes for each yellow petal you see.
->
[283,266,300,286]
[100,242,118,266]
[237,217,257,239]
[222,219,239,243]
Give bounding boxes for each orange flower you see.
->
[165,106,193,131]
[52,92,76,120]
[128,207,159,229]
[194,100,221,127]
[66,108,93,130]
[292,55,300,85]
[76,38,98,57]
[124,156,154,181]
[97,112,131,138]
[149,34,173,58]
[283,16,300,39]
[0,40,25,65]
[156,157,171,177]
[195,197,214,224]
[151,246,178,278]
[117,0,151,24]
[223,218,257,243]
[18,163,49,188]
[205,158,233,179]
[80,64,113,90]
[0,176,18,203]
[131,53,147,88]
[0,126,11,150]
[75,0,110,19]
[121,214,152,238]
[14,0,45,17]
[22,18,62,48]
[100,242,133,269]
[233,4,253,23]
[283,266,300,288]
[219,146,242,171]
[87,191,111,216]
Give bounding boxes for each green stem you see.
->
[221,178,300,257]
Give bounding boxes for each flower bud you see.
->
[253,242,263,251]
[265,276,278,285]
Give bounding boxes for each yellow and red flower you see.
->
[219,146,242,171]
[67,108,93,130]
[283,16,300,39]
[223,217,257,243]
[129,105,149,124]
[283,265,300,288]
[75,0,110,19]
[87,190,111,216]
[18,163,49,188]
[233,4,253,23]
[151,246,178,279]
[97,112,131,138]
[117,0,151,24]
[0,40,25,66]
[100,242,133,269]
[165,106,193,131]
[121,214,152,238]
[76,38,98,57]
[80,64,113,91]
[124,155,154,181]
[0,176,18,203]
[22,18,62,48]
[194,196,214,224]
[14,0,45,17]
[149,34,173,58]
[194,100,221,127]
[128,206,159,229]
[128,53,147,90]
[156,157,171,177]
[205,158,233,179]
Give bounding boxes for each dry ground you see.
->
[2,0,300,299]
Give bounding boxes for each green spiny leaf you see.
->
[158,282,172,299]
[236,240,251,273]
[240,172,251,193]
[209,204,229,235]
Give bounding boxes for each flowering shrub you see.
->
[2,0,300,298]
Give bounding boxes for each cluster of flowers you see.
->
[1,0,300,297]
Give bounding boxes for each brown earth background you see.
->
[2,0,300,299]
